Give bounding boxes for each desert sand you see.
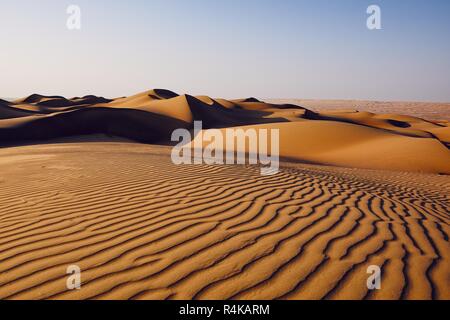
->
[268,99,450,122]
[0,89,449,300]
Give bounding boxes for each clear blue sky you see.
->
[1,0,449,101]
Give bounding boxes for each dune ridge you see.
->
[269,99,450,122]
[1,89,449,173]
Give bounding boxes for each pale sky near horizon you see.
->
[1,0,450,101]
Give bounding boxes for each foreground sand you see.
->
[0,142,448,300]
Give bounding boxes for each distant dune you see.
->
[268,99,450,122]
[0,90,449,300]
[1,89,449,174]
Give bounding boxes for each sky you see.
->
[1,0,450,101]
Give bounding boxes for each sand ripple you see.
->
[0,144,448,300]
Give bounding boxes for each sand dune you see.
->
[0,143,448,300]
[1,89,449,173]
[191,121,450,173]
[269,99,450,122]
[0,89,449,300]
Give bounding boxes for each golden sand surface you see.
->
[0,89,449,300]
[0,143,448,300]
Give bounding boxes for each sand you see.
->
[0,90,449,300]
[0,143,448,300]
[268,99,450,122]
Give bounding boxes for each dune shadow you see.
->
[0,107,190,147]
